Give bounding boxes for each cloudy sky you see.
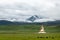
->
[0,0,60,20]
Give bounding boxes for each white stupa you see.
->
[38,25,46,33]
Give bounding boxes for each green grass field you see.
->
[0,25,60,40]
[0,33,60,40]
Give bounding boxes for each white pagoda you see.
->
[38,25,46,33]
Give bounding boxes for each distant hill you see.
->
[0,20,60,25]
[0,20,14,25]
[42,20,60,25]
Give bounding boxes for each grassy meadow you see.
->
[0,25,60,40]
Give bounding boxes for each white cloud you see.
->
[34,18,55,22]
[0,0,60,21]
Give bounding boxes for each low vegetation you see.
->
[0,25,60,40]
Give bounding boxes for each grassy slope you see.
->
[0,25,60,33]
[0,25,60,40]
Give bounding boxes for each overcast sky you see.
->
[0,0,60,20]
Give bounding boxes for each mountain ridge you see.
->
[0,20,59,25]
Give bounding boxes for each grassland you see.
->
[0,33,60,40]
[0,25,60,40]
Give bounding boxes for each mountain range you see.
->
[0,20,60,25]
[0,15,55,22]
[0,15,60,25]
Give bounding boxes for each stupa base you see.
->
[38,32,46,33]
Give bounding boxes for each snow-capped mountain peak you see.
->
[0,15,56,22]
